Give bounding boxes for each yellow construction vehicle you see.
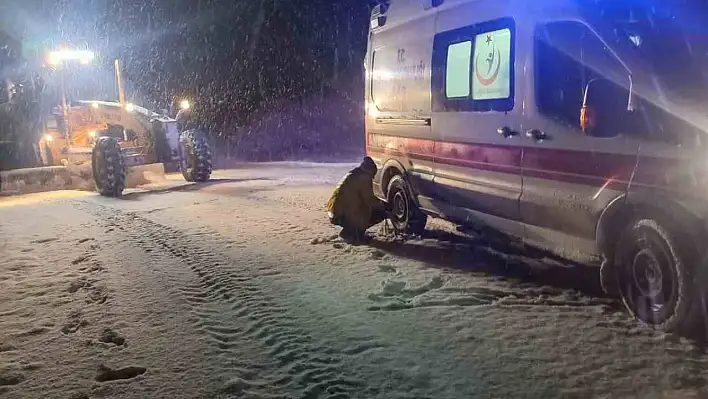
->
[34,56,212,197]
[41,101,165,167]
[37,99,212,197]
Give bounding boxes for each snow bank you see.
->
[0,163,167,196]
[0,166,73,195]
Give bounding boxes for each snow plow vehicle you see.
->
[38,99,213,197]
[0,44,213,197]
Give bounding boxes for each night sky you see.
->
[1,0,376,146]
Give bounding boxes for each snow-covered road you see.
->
[1,163,706,399]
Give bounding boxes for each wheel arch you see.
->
[596,191,707,260]
[379,158,407,200]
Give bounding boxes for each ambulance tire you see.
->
[387,175,427,235]
[615,216,705,336]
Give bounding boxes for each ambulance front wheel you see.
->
[387,175,427,235]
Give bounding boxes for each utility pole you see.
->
[59,62,69,141]
[115,59,126,107]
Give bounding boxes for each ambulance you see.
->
[366,0,708,332]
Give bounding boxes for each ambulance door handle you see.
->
[525,129,548,142]
[497,126,517,139]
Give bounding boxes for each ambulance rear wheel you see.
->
[387,175,427,235]
[92,137,126,198]
[615,216,704,335]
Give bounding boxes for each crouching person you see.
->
[327,157,388,243]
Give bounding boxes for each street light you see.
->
[180,99,190,110]
[47,47,95,144]
[48,49,94,66]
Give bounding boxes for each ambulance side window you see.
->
[432,18,515,113]
[445,41,472,98]
[639,99,703,147]
[535,21,640,138]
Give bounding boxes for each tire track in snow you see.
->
[77,201,365,399]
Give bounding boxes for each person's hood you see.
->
[360,157,377,176]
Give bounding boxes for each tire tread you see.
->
[180,130,213,182]
[92,137,126,197]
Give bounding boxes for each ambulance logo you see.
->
[475,34,501,86]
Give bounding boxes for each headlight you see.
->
[45,134,53,142]
[125,103,135,112]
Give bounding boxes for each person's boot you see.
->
[352,229,373,245]
[339,228,356,242]
[339,228,367,245]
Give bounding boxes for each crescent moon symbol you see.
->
[475,48,501,86]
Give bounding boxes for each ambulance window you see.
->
[535,21,637,137]
[472,28,512,101]
[432,17,515,113]
[445,41,471,98]
[535,23,587,129]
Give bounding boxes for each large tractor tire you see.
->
[179,130,213,182]
[92,137,126,197]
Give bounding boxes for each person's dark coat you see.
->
[327,159,382,232]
